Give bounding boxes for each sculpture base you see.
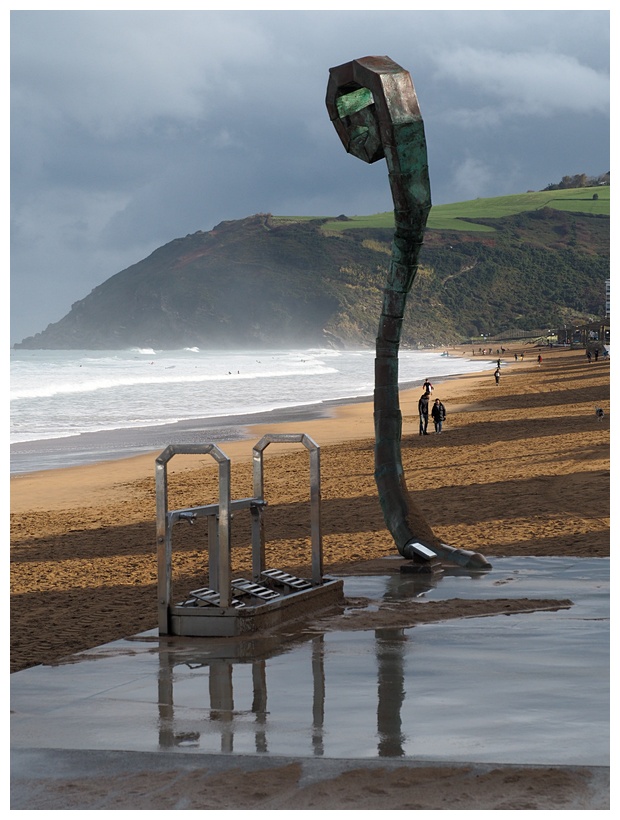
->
[167,576,344,638]
[400,558,443,575]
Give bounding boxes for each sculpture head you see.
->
[326,56,423,165]
[326,56,431,213]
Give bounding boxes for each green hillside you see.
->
[275,185,610,234]
[15,188,610,350]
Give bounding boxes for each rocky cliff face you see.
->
[14,209,609,350]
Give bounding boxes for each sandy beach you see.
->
[10,346,610,809]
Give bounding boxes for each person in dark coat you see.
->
[431,398,446,433]
[494,367,501,385]
[418,392,430,435]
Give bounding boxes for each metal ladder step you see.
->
[231,578,281,601]
[181,587,246,609]
[261,569,312,590]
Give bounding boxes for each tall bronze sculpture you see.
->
[326,56,490,570]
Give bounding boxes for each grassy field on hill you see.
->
[273,186,609,234]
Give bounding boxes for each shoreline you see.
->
[10,347,606,517]
[10,355,498,476]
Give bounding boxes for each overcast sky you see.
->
[10,7,610,344]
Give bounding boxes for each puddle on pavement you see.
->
[11,557,608,766]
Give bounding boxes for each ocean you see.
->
[10,347,497,474]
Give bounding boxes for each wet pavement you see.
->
[11,556,608,775]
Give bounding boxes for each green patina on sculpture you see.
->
[326,56,490,570]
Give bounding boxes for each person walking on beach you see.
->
[494,367,501,385]
[418,392,430,435]
[537,354,543,366]
[586,349,592,363]
[431,398,446,433]
[422,378,433,395]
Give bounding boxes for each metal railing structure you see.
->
[155,435,324,636]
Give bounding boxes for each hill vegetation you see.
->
[541,172,609,191]
[279,184,610,233]
[14,187,609,350]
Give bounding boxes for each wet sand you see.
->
[10,346,610,809]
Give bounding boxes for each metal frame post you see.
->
[252,433,323,584]
[155,455,171,634]
[207,514,219,592]
[251,444,267,581]
[155,443,232,633]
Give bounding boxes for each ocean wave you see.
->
[10,396,337,444]
[10,364,340,400]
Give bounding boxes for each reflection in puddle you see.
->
[376,629,407,757]
[152,558,608,763]
[158,636,330,755]
[158,629,416,757]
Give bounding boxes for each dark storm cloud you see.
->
[10,9,610,343]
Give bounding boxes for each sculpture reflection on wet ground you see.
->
[326,57,490,572]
